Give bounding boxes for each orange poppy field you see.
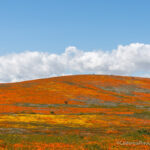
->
[0,74,150,150]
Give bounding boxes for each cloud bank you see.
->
[0,43,150,83]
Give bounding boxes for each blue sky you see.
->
[0,0,150,55]
[0,0,150,82]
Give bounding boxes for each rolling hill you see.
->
[0,75,150,149]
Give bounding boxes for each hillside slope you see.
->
[0,75,150,149]
[0,74,150,114]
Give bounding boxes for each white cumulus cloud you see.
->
[0,43,150,83]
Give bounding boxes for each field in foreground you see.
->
[0,74,150,149]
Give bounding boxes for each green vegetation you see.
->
[133,111,150,119]
[0,134,85,144]
[121,128,149,141]
[137,128,150,135]
[84,143,102,150]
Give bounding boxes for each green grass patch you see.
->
[84,143,103,150]
[137,128,150,135]
[133,111,150,119]
[121,128,150,141]
[0,134,85,145]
